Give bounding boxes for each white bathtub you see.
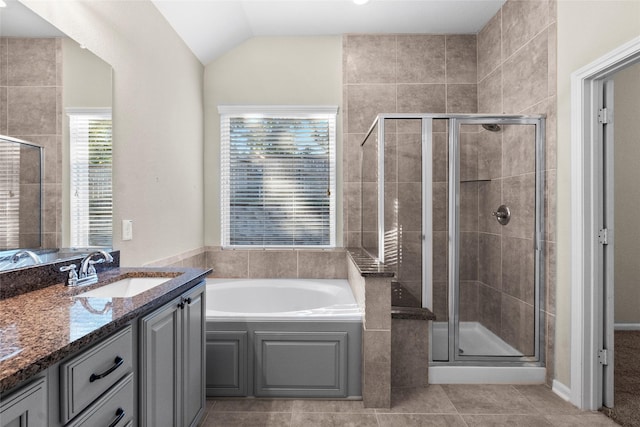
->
[205,278,363,398]
[206,278,362,322]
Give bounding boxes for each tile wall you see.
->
[344,0,557,385]
[0,38,62,248]
[18,144,42,247]
[475,0,557,383]
[146,247,348,280]
[343,34,478,304]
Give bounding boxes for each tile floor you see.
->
[199,385,619,426]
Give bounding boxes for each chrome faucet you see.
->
[63,250,114,286]
[11,250,42,265]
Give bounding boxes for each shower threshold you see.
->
[432,321,523,360]
[429,321,545,384]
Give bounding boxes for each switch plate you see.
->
[122,220,133,241]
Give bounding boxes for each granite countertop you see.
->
[0,267,211,393]
[347,248,435,321]
[346,248,395,277]
[391,281,436,321]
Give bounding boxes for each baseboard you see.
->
[614,323,640,331]
[552,379,571,402]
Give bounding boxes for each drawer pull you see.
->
[108,408,125,427]
[89,356,124,382]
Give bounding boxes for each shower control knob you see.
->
[492,205,511,225]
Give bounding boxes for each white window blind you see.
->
[68,108,112,248]
[219,105,337,248]
[0,140,20,249]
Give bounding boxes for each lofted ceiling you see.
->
[0,0,65,37]
[1,0,505,65]
[151,0,506,65]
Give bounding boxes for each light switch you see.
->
[122,220,133,241]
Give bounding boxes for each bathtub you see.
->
[205,278,362,398]
[206,278,362,321]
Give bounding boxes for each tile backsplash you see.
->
[145,247,348,280]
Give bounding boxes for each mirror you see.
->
[0,0,113,271]
[0,136,42,250]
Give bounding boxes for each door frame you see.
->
[570,35,640,411]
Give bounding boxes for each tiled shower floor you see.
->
[199,385,618,426]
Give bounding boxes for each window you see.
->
[219,105,337,248]
[67,108,113,248]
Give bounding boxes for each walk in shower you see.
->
[360,114,546,383]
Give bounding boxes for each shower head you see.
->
[481,123,501,132]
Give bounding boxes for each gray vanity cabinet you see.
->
[181,284,205,427]
[0,378,47,427]
[139,281,205,427]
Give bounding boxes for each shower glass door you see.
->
[449,117,544,362]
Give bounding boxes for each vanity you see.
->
[0,258,210,427]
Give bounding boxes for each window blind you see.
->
[0,140,20,249]
[68,109,112,248]
[220,106,337,248]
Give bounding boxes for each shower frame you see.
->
[360,113,546,367]
[0,135,44,252]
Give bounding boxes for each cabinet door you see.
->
[140,299,181,427]
[206,331,248,397]
[0,378,47,427]
[182,284,205,427]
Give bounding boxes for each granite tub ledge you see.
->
[346,248,395,277]
[0,266,211,393]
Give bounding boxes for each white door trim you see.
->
[570,35,640,410]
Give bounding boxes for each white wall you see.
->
[556,0,640,387]
[613,62,640,324]
[203,36,343,247]
[22,0,205,266]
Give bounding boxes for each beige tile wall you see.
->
[1,37,62,248]
[344,0,556,385]
[207,247,348,279]
[347,257,391,408]
[343,34,477,306]
[148,247,349,281]
[476,0,557,384]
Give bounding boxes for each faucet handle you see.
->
[87,258,107,275]
[60,264,79,286]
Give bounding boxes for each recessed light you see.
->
[353,0,370,5]
[0,1,7,8]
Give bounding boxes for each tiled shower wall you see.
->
[18,144,42,247]
[0,38,63,248]
[343,34,478,303]
[475,0,557,384]
[344,0,557,385]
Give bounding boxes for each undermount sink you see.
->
[76,277,172,298]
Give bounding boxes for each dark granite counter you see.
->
[0,251,121,300]
[346,248,395,277]
[347,248,435,321]
[0,266,211,393]
[391,281,436,321]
